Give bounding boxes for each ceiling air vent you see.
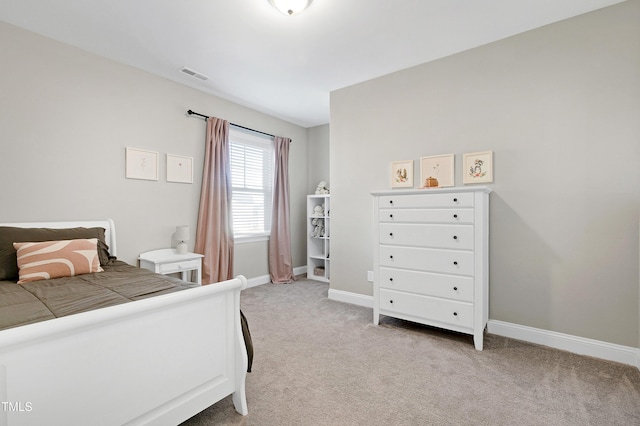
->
[180,67,209,81]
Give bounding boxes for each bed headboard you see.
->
[0,219,117,256]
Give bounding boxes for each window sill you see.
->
[234,234,270,244]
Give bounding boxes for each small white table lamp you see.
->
[175,225,190,255]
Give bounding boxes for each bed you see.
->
[0,219,248,426]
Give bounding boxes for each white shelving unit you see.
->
[307,194,330,282]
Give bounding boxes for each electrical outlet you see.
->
[367,270,374,282]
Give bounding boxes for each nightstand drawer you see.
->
[159,259,201,274]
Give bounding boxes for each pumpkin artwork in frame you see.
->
[420,154,454,188]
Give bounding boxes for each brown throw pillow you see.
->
[13,238,104,284]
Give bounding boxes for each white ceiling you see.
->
[0,0,627,127]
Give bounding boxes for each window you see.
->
[229,126,274,241]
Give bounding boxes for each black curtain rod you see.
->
[187,109,277,139]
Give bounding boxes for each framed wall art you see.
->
[463,150,493,184]
[167,154,193,184]
[125,147,158,181]
[391,160,413,188]
[420,154,454,188]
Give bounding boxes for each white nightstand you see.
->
[138,249,204,285]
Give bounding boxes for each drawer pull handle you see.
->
[389,300,394,304]
[390,255,394,259]
[453,312,458,316]
[453,261,458,265]
[389,200,394,205]
[453,214,458,218]
[453,286,458,291]
[389,278,393,282]
[453,198,458,202]
[389,214,393,219]
[389,232,393,237]
[453,235,458,240]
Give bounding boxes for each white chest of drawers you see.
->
[371,187,491,350]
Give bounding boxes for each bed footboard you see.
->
[0,275,248,426]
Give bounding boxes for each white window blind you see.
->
[229,127,274,239]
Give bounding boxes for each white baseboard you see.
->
[246,274,270,288]
[324,289,640,369]
[245,266,307,288]
[327,288,373,308]
[488,320,640,369]
[293,266,307,276]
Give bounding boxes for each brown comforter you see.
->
[0,260,253,371]
[0,260,197,331]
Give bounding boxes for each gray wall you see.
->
[0,21,309,277]
[330,1,640,347]
[307,124,330,194]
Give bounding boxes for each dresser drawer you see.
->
[379,208,474,224]
[379,267,473,302]
[379,289,473,328]
[379,192,473,209]
[379,246,474,276]
[379,223,474,250]
[159,259,201,274]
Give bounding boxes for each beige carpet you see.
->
[181,279,640,426]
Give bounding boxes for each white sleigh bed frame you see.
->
[0,220,248,426]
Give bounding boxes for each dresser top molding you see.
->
[371,186,492,196]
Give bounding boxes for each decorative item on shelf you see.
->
[391,160,413,188]
[420,154,454,188]
[423,177,439,188]
[310,218,325,238]
[313,205,324,216]
[314,266,325,276]
[175,225,189,255]
[463,151,493,184]
[315,181,330,194]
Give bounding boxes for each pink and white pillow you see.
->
[13,238,104,284]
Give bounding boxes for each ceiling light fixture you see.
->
[269,0,312,16]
